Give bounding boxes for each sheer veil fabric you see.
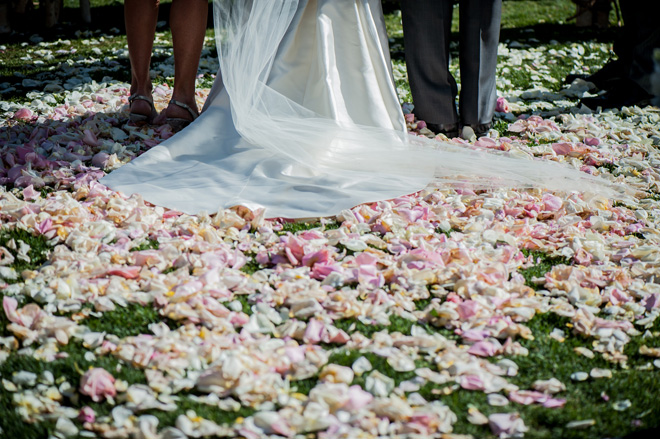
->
[100,0,624,219]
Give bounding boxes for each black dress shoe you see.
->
[565,59,627,91]
[580,80,652,110]
[472,123,492,137]
[565,73,591,84]
[460,123,492,139]
[427,123,459,138]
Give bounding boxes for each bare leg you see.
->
[125,0,159,117]
[166,0,208,121]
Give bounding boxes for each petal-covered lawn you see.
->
[2,4,660,439]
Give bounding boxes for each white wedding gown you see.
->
[100,0,622,219]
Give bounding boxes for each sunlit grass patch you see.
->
[504,313,660,439]
[240,255,262,275]
[333,314,416,338]
[82,303,179,338]
[4,2,659,439]
[384,313,660,439]
[140,396,256,433]
[492,119,512,137]
[274,219,341,236]
[519,249,571,290]
[290,375,319,395]
[337,350,432,382]
[234,294,254,316]
[0,339,146,438]
[502,0,575,29]
[0,227,52,283]
[129,237,160,252]
[0,337,252,437]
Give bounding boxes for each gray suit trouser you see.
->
[401,0,502,131]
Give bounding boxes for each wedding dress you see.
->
[100,0,623,219]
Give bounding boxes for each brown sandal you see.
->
[128,94,157,124]
[166,99,199,132]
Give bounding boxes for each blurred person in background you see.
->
[574,0,660,109]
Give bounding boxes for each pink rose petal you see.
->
[79,368,116,402]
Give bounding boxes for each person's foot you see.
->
[580,80,652,110]
[165,99,199,121]
[128,94,156,124]
[460,123,491,141]
[164,98,199,132]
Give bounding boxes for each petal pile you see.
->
[2,25,660,439]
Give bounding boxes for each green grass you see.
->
[333,314,416,338]
[497,314,660,439]
[0,35,131,102]
[293,312,660,438]
[0,337,251,438]
[234,294,253,316]
[129,237,160,252]
[4,2,656,438]
[0,26,215,103]
[82,303,178,338]
[0,340,146,439]
[332,313,659,439]
[329,349,434,385]
[415,295,434,312]
[519,249,571,290]
[435,227,458,238]
[0,227,52,284]
[501,42,613,94]
[141,396,255,432]
[276,220,339,236]
[240,255,262,275]
[384,0,587,37]
[502,0,575,29]
[334,313,460,342]
[290,375,320,395]
[492,119,512,136]
[63,0,125,6]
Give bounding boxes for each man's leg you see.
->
[401,0,459,136]
[458,0,502,135]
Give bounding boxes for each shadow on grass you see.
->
[2,2,617,46]
[0,3,215,43]
[0,108,156,193]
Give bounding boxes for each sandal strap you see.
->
[170,99,198,120]
[128,94,155,111]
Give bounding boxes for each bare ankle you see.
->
[130,82,153,98]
